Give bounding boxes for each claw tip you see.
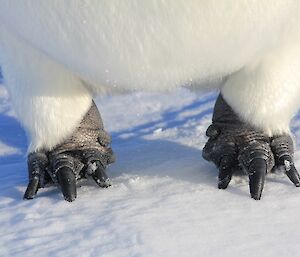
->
[64,196,76,202]
[218,183,228,190]
[23,195,34,200]
[218,176,231,189]
[251,194,261,200]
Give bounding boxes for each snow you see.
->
[1,82,300,257]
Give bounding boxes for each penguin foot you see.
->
[203,94,299,200]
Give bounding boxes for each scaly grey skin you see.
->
[24,101,115,202]
[24,94,300,201]
[203,94,300,200]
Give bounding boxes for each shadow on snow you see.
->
[0,93,248,201]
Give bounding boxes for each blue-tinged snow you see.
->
[1,82,300,257]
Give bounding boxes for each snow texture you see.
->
[1,82,300,257]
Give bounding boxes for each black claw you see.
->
[248,159,267,200]
[279,156,300,187]
[24,176,40,199]
[270,135,300,186]
[218,174,232,189]
[218,156,234,189]
[24,151,49,199]
[57,167,77,202]
[286,166,300,187]
[88,161,111,188]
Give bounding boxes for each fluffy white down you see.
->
[222,43,300,136]
[0,0,300,150]
[0,24,92,151]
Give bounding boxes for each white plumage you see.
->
[0,0,300,151]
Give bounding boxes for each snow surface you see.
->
[1,82,300,257]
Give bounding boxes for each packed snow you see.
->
[1,81,300,257]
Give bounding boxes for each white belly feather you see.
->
[0,0,297,91]
[0,0,300,150]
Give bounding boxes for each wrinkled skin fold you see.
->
[203,94,300,200]
[24,101,115,202]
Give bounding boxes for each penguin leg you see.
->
[24,101,115,202]
[203,94,299,200]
